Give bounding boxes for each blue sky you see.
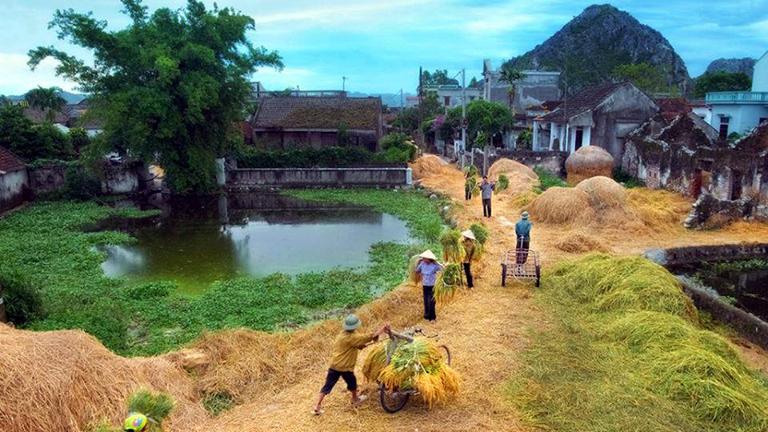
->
[1,0,767,96]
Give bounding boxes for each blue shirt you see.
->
[480,182,495,199]
[416,261,443,286]
[516,219,532,239]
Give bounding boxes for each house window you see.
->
[731,169,743,200]
[718,116,730,140]
[444,96,451,106]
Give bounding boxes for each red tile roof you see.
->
[252,96,382,131]
[0,146,25,173]
[540,82,629,122]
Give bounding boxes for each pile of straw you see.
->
[565,146,614,185]
[410,155,451,180]
[575,176,627,210]
[487,158,539,195]
[365,338,460,408]
[554,231,609,253]
[0,324,206,432]
[527,187,594,224]
[488,158,537,180]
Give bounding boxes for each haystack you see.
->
[565,146,614,185]
[0,324,206,432]
[527,187,593,224]
[555,231,609,253]
[487,158,539,195]
[410,155,451,180]
[575,176,627,210]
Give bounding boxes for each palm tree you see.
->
[498,65,525,112]
[24,86,66,123]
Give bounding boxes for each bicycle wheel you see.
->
[379,383,410,413]
[439,345,452,365]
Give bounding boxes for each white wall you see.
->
[710,104,768,135]
[752,51,768,92]
[0,169,28,210]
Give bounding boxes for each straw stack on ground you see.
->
[565,146,614,185]
[487,158,539,195]
[410,155,452,180]
[527,187,594,224]
[364,338,460,408]
[575,176,627,210]
[0,324,206,432]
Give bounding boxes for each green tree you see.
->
[421,69,459,86]
[393,91,442,134]
[465,100,514,149]
[0,104,40,160]
[611,63,677,95]
[24,86,66,123]
[68,127,90,154]
[499,65,525,109]
[28,0,283,193]
[0,95,11,107]
[694,71,752,98]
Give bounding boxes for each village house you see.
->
[706,50,768,138]
[249,94,383,151]
[482,59,561,113]
[531,81,658,162]
[22,98,103,136]
[421,84,482,109]
[0,146,28,213]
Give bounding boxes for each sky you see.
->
[0,0,767,97]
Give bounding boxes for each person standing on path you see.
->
[415,250,444,321]
[461,230,476,288]
[480,176,495,217]
[515,211,532,273]
[313,314,390,415]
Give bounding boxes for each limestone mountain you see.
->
[503,4,691,94]
[705,58,755,77]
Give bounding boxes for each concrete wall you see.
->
[101,163,140,194]
[227,167,412,189]
[710,104,768,135]
[29,162,143,196]
[28,164,66,194]
[0,169,28,212]
[752,51,768,92]
[589,85,658,163]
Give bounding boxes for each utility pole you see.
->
[461,68,467,167]
[400,88,404,108]
[342,76,347,92]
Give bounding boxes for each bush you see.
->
[533,167,567,192]
[0,272,45,325]
[379,132,417,162]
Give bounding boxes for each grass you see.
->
[507,253,768,432]
[0,190,445,355]
[533,167,568,193]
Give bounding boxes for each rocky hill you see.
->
[503,4,690,94]
[705,58,755,77]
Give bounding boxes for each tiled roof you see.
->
[540,82,628,122]
[252,96,381,131]
[23,107,69,124]
[0,146,25,173]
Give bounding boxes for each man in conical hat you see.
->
[415,250,443,321]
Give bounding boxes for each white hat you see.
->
[419,250,438,261]
[461,230,476,240]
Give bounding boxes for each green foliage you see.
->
[421,69,459,86]
[612,167,645,188]
[694,71,752,99]
[469,223,489,245]
[68,127,90,154]
[24,86,66,122]
[29,0,283,194]
[0,272,45,325]
[533,167,568,193]
[0,104,75,161]
[496,174,509,192]
[377,132,417,162]
[439,229,465,263]
[508,254,768,431]
[516,128,533,150]
[465,164,479,177]
[393,92,442,133]
[1,190,443,355]
[612,63,678,95]
[465,100,514,149]
[62,163,102,200]
[127,389,174,424]
[202,392,235,416]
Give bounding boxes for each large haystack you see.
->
[575,176,627,210]
[527,187,594,224]
[410,154,451,180]
[565,146,614,185]
[487,158,539,195]
[0,324,207,432]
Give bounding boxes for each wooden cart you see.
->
[500,248,541,287]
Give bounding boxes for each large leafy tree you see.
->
[694,71,752,98]
[499,65,525,109]
[421,69,459,86]
[24,86,66,123]
[466,100,514,148]
[28,0,283,193]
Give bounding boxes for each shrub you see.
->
[62,163,102,200]
[496,174,509,192]
[533,167,567,192]
[0,272,45,325]
[612,167,645,188]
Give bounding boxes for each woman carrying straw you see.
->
[415,250,444,321]
[461,230,476,288]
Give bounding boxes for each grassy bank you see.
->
[507,254,768,432]
[0,190,445,355]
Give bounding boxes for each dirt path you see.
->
[191,156,768,431]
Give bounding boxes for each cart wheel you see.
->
[379,383,410,413]
[440,344,452,365]
[535,265,541,288]
[501,264,507,287]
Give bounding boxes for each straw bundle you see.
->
[488,158,537,181]
[435,263,463,304]
[575,176,627,210]
[465,175,479,196]
[496,174,510,192]
[469,223,489,245]
[127,389,174,430]
[0,324,206,432]
[565,146,614,185]
[440,229,465,263]
[410,155,451,179]
[361,344,388,384]
[527,187,594,224]
[407,254,423,284]
[375,338,460,408]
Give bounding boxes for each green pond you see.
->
[100,193,412,294]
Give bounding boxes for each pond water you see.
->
[101,194,411,294]
[684,263,768,321]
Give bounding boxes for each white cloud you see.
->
[0,53,77,95]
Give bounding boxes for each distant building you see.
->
[421,85,482,109]
[22,99,103,136]
[250,95,383,151]
[532,82,658,161]
[482,59,561,112]
[706,50,768,138]
[0,146,27,212]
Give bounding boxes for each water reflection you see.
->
[101,194,411,293]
